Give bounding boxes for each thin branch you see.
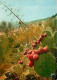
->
[0,1,26,27]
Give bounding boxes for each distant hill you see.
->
[26,13,57,24]
[26,13,57,32]
[43,13,57,32]
[0,13,57,30]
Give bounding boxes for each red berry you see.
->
[37,41,40,44]
[25,48,29,52]
[44,33,47,37]
[27,54,33,61]
[18,60,23,64]
[33,54,39,61]
[23,51,27,55]
[39,36,43,41]
[26,54,29,58]
[41,34,44,37]
[34,50,39,54]
[34,41,37,44]
[38,47,44,54]
[43,46,49,52]
[31,51,35,55]
[32,43,36,47]
[27,50,32,54]
[28,61,34,67]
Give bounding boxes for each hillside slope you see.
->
[27,13,57,32]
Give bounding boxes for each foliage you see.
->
[54,31,57,44]
[34,53,56,77]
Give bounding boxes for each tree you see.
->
[1,21,7,32]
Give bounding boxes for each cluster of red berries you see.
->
[32,33,47,49]
[18,33,49,67]
[25,46,48,67]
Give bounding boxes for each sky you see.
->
[0,0,56,22]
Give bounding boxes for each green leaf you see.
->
[41,37,53,50]
[34,53,56,77]
[54,32,57,44]
[41,31,54,50]
[42,31,51,37]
